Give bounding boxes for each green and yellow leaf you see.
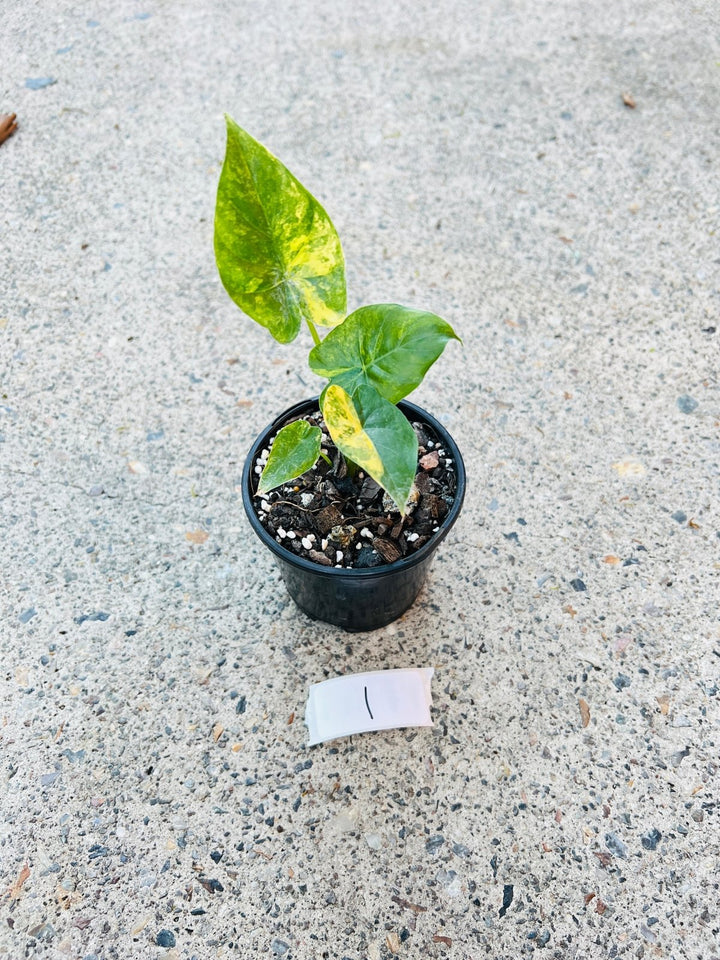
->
[214,116,346,343]
[322,384,418,513]
[308,303,460,403]
[257,420,322,494]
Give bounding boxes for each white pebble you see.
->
[254,465,262,475]
[300,493,314,507]
[360,528,372,539]
[261,501,271,513]
[321,539,328,551]
[407,532,419,542]
[427,440,434,448]
[356,543,362,549]
[286,531,296,539]
[277,527,287,539]
[302,536,312,550]
[261,449,270,459]
[432,526,440,533]
[336,550,343,562]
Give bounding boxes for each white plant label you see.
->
[305,668,434,746]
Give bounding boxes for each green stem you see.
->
[306,319,321,347]
[344,456,361,479]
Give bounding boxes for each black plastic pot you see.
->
[241,397,465,631]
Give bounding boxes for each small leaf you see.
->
[214,116,346,343]
[309,303,460,403]
[257,420,322,494]
[322,384,417,513]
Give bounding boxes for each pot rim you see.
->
[241,396,465,578]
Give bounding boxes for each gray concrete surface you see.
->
[2,1,719,957]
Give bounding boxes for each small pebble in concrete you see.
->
[671,746,690,768]
[641,828,662,851]
[676,394,698,413]
[499,883,514,917]
[605,832,628,859]
[156,930,176,947]
[426,835,445,854]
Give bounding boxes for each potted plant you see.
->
[214,116,465,631]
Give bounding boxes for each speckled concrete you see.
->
[2,1,719,958]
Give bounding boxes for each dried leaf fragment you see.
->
[0,113,18,146]
[622,92,636,108]
[584,892,596,905]
[7,863,30,900]
[391,895,427,914]
[578,698,590,727]
[186,529,209,544]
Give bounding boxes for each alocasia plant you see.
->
[214,115,459,515]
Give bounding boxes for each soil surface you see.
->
[250,409,458,569]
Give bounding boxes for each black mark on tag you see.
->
[364,686,374,720]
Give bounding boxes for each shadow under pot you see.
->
[241,397,465,632]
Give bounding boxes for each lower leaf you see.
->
[257,420,322,494]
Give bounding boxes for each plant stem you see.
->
[306,319,321,347]
[344,456,360,479]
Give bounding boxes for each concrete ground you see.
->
[2,1,719,957]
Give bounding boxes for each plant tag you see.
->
[305,668,434,746]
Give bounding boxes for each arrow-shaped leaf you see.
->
[214,116,346,343]
[322,383,418,513]
[309,303,460,403]
[257,420,322,494]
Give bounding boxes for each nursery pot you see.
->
[241,397,465,632]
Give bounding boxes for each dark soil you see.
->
[251,409,458,569]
